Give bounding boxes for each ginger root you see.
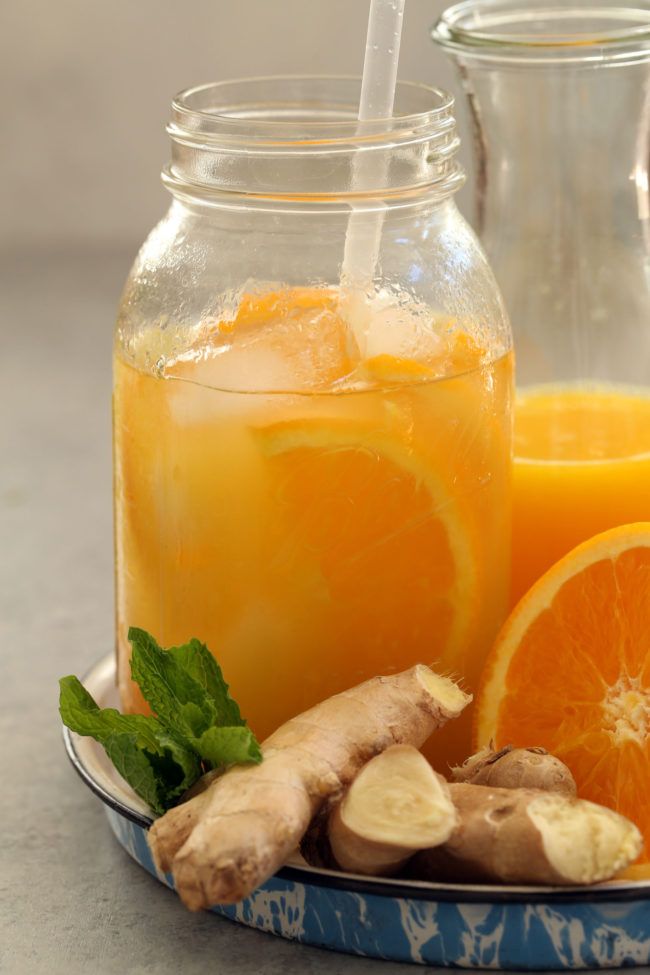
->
[148,665,470,908]
[327,745,458,876]
[451,744,576,796]
[409,782,642,886]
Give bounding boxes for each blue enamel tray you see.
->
[63,655,650,970]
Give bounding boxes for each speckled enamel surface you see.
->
[106,808,650,970]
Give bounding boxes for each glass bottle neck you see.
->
[468,63,650,248]
[459,58,650,386]
[433,1,650,386]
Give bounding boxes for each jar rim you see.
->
[169,75,455,147]
[432,0,650,64]
[165,76,465,204]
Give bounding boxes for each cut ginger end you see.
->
[475,523,650,867]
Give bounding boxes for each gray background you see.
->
[2,0,465,252]
[0,3,484,974]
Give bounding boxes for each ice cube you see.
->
[163,286,358,425]
[361,290,445,364]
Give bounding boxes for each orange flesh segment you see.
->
[258,421,471,676]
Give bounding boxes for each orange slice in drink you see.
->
[256,417,480,677]
[475,523,650,868]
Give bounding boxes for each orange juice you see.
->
[512,386,650,605]
[114,288,512,765]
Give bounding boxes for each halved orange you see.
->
[475,523,650,867]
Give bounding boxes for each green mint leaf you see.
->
[128,627,215,738]
[167,638,245,727]
[60,630,262,817]
[103,733,166,816]
[194,725,263,769]
[144,735,202,807]
[59,675,165,751]
[59,676,201,814]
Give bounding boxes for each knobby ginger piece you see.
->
[149,782,214,874]
[148,665,470,908]
[409,782,642,886]
[328,744,458,876]
[451,744,576,796]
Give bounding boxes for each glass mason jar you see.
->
[433,2,650,604]
[113,77,512,765]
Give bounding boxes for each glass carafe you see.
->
[113,77,512,765]
[433,2,650,603]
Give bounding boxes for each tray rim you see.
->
[62,652,650,908]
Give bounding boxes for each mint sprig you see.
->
[59,628,262,816]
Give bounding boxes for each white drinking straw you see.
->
[341,0,406,353]
[357,0,406,123]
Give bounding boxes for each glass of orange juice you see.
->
[433,2,650,604]
[113,78,513,766]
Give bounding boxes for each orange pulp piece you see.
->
[217,286,338,334]
[476,523,650,867]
